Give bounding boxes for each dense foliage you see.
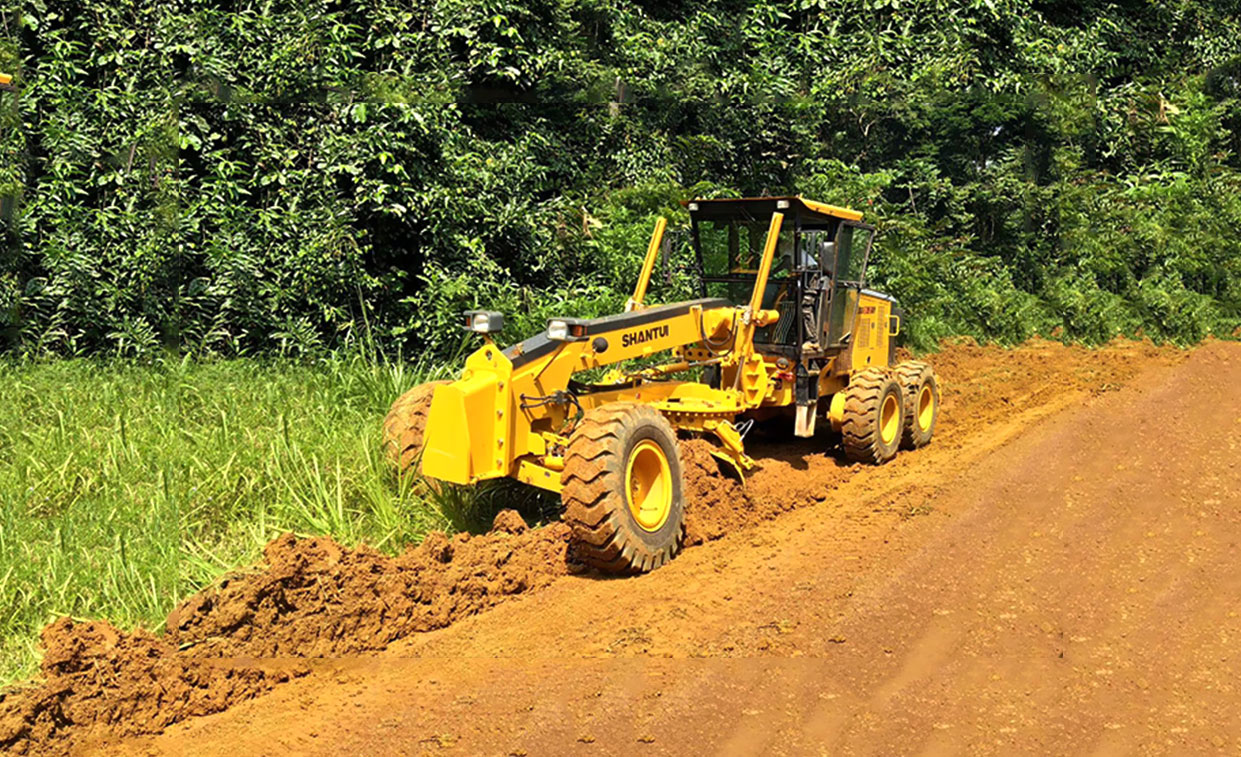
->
[0,353,518,682]
[1,0,1240,355]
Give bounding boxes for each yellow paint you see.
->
[753,308,780,327]
[626,440,672,531]
[879,393,901,445]
[850,292,893,373]
[739,353,770,406]
[798,197,864,221]
[421,383,472,483]
[627,217,666,312]
[748,212,783,314]
[828,392,847,432]
[708,449,746,484]
[421,343,512,485]
[515,457,563,493]
[917,384,935,431]
[704,418,755,470]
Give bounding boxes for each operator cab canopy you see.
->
[686,196,875,354]
[686,195,862,225]
[686,195,864,280]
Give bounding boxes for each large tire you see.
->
[561,403,685,575]
[382,380,449,478]
[895,361,939,450]
[841,368,904,464]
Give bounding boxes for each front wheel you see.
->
[382,380,449,479]
[560,403,685,575]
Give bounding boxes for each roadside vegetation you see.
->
[0,352,489,683]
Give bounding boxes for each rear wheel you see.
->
[896,361,939,449]
[841,368,904,464]
[382,381,449,479]
[561,403,685,575]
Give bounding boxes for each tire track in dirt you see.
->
[0,338,1183,755]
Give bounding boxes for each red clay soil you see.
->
[164,512,574,659]
[0,619,303,755]
[0,338,1191,755]
[1,513,572,755]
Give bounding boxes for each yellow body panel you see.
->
[421,342,512,484]
[849,292,895,373]
[515,457,563,493]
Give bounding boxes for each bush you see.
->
[1,1,1239,357]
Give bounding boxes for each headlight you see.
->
[547,318,588,341]
[547,319,569,341]
[462,310,504,334]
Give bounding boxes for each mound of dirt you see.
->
[166,511,574,658]
[681,435,854,545]
[0,510,570,754]
[0,619,302,755]
[680,338,1183,546]
[680,439,751,546]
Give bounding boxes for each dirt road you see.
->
[11,339,1241,755]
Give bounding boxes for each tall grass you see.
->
[0,352,476,684]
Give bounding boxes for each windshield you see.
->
[695,218,796,278]
[693,216,798,345]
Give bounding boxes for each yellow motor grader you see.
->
[384,197,939,574]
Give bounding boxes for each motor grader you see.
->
[384,197,939,574]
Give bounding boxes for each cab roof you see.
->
[685,195,863,226]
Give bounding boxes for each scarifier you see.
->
[384,197,940,574]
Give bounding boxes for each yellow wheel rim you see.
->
[916,384,935,432]
[879,393,900,445]
[626,440,672,532]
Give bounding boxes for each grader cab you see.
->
[384,197,939,574]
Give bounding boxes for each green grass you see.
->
[0,352,494,684]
